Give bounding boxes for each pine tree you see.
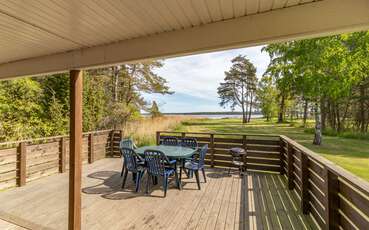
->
[217,55,257,123]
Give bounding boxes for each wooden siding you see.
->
[0,130,112,190]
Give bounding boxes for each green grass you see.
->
[174,118,369,182]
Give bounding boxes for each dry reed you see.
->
[123,116,189,146]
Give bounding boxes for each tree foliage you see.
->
[218,55,257,123]
[0,61,170,141]
[149,101,161,118]
[262,31,369,144]
[256,75,278,121]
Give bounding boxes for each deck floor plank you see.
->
[266,174,294,230]
[0,158,318,230]
[252,172,269,230]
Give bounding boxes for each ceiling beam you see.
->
[0,0,368,79]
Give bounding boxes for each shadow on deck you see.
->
[0,158,316,230]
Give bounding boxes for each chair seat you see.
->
[137,165,146,171]
[184,161,201,170]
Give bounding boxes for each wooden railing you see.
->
[158,131,369,230]
[1,129,368,229]
[157,131,282,173]
[280,136,369,230]
[0,130,122,190]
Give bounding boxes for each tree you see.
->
[257,75,278,121]
[217,55,257,123]
[88,60,172,129]
[149,101,161,118]
[0,78,44,140]
[262,31,369,145]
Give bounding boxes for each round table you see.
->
[135,145,197,159]
[135,145,198,189]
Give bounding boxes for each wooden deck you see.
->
[0,158,316,230]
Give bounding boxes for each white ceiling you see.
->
[0,0,368,79]
[0,0,317,64]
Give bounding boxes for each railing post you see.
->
[156,131,160,145]
[279,137,284,175]
[17,142,26,186]
[287,142,294,190]
[242,135,247,171]
[322,167,339,230]
[88,133,94,164]
[300,152,309,214]
[59,137,66,173]
[210,134,214,167]
[110,130,114,156]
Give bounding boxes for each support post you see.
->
[69,70,83,230]
[59,137,66,173]
[88,133,94,164]
[17,142,26,186]
[156,131,160,145]
[300,152,309,214]
[287,142,294,190]
[322,167,339,230]
[210,134,215,167]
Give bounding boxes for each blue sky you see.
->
[144,45,270,113]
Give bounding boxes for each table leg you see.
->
[178,159,183,190]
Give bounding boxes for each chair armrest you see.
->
[168,159,177,165]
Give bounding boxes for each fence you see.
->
[157,131,281,173]
[0,130,122,190]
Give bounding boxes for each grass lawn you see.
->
[174,118,369,182]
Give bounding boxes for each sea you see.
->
[165,114,263,119]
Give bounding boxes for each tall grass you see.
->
[123,116,190,146]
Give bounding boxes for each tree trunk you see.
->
[112,66,120,129]
[112,66,120,103]
[360,85,366,133]
[320,98,326,130]
[278,95,285,123]
[241,104,246,124]
[336,105,341,133]
[313,102,322,145]
[247,94,253,122]
[303,99,308,127]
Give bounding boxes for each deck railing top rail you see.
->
[0,129,112,146]
[157,130,280,137]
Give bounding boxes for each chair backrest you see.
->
[120,138,134,150]
[198,144,208,168]
[144,150,167,176]
[180,137,198,149]
[121,147,139,172]
[161,136,178,146]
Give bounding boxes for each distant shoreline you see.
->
[142,112,262,116]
